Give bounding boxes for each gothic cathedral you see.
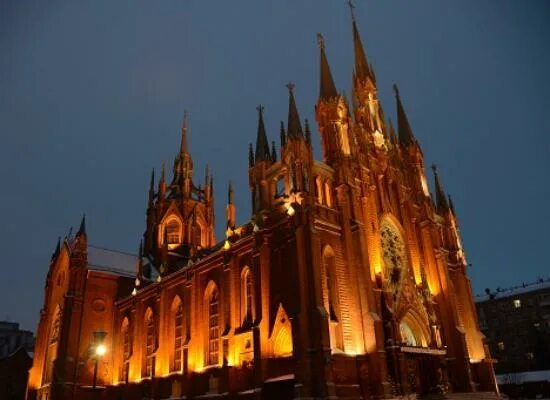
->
[27,11,497,400]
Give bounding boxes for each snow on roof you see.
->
[87,245,137,278]
[476,279,550,303]
[496,370,550,384]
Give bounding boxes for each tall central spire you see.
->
[180,110,189,155]
[317,34,338,101]
[349,0,373,82]
[286,82,304,138]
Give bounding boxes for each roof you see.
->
[87,245,138,278]
[496,370,550,384]
[475,279,550,303]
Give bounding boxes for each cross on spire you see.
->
[317,33,325,50]
[286,82,295,93]
[347,0,356,22]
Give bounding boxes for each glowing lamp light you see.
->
[157,275,162,283]
[95,344,107,357]
[253,223,260,233]
[131,287,137,296]
[223,240,231,250]
[135,278,141,287]
[286,205,295,216]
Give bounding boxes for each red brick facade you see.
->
[27,16,497,400]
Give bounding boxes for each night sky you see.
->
[1,1,549,332]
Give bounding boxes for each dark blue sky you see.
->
[1,1,549,331]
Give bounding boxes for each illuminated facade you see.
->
[28,12,497,400]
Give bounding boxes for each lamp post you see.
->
[92,330,107,391]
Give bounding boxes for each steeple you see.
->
[158,161,167,199]
[286,83,304,138]
[349,0,373,82]
[304,119,311,144]
[431,165,450,213]
[317,34,338,101]
[77,214,86,237]
[448,194,456,216]
[226,181,236,229]
[271,141,277,162]
[394,84,417,147]
[148,168,155,206]
[248,143,254,167]
[180,110,189,155]
[255,105,271,162]
[51,237,61,261]
[279,121,286,147]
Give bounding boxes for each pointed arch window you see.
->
[143,308,156,378]
[241,268,254,324]
[315,176,323,204]
[121,318,130,382]
[43,306,62,385]
[322,246,343,351]
[165,218,182,245]
[207,286,220,366]
[325,182,333,208]
[173,300,184,372]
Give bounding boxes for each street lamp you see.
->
[92,330,107,391]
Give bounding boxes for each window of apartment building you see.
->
[513,299,521,309]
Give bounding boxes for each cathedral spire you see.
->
[304,119,312,144]
[180,110,189,155]
[271,141,277,162]
[448,194,456,216]
[394,84,417,147]
[431,165,450,213]
[317,34,338,101]
[286,82,304,138]
[77,214,86,237]
[255,105,271,162]
[148,168,155,206]
[51,237,61,261]
[279,121,286,147]
[349,0,373,82]
[248,143,254,167]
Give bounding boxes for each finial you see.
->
[182,109,188,130]
[256,104,264,115]
[286,82,295,93]
[160,160,166,182]
[431,164,437,173]
[271,140,277,161]
[347,0,356,21]
[228,181,234,204]
[317,33,325,50]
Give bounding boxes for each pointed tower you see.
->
[255,105,272,163]
[394,85,418,149]
[170,111,194,197]
[286,83,304,139]
[143,111,215,274]
[349,7,386,151]
[249,105,276,213]
[315,34,354,164]
[225,181,236,231]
